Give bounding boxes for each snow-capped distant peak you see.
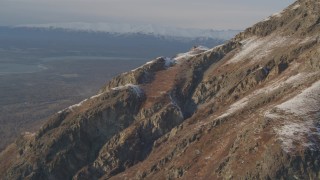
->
[16,22,240,40]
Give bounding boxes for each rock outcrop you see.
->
[1,0,320,179]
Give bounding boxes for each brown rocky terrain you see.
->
[1,0,320,179]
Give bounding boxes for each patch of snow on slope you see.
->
[275,120,319,152]
[63,92,104,112]
[111,84,144,97]
[174,52,193,61]
[23,132,36,138]
[217,73,317,120]
[193,46,210,51]
[174,45,210,61]
[272,80,320,152]
[258,72,314,94]
[131,57,176,72]
[68,99,88,111]
[57,98,89,114]
[276,80,320,116]
[291,4,301,10]
[271,12,283,18]
[90,93,103,99]
[227,36,289,64]
[263,17,271,22]
[264,110,281,119]
[146,59,156,65]
[164,57,176,67]
[217,97,249,119]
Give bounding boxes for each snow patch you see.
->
[274,120,319,152]
[174,45,210,61]
[90,93,103,99]
[264,110,281,119]
[263,17,271,22]
[271,12,283,18]
[276,80,320,116]
[68,99,88,111]
[131,57,175,72]
[193,45,210,51]
[111,84,144,97]
[23,131,36,137]
[227,36,290,64]
[291,4,301,10]
[164,57,176,67]
[257,72,316,95]
[174,52,193,60]
[146,59,156,65]
[57,92,104,114]
[217,97,249,119]
[217,73,317,120]
[269,80,320,152]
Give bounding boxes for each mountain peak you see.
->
[235,0,320,40]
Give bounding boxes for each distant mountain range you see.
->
[0,25,234,59]
[16,22,240,40]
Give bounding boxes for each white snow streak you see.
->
[90,93,103,99]
[68,99,88,111]
[111,84,144,97]
[226,36,290,64]
[217,97,249,119]
[271,12,283,18]
[291,4,301,10]
[174,45,210,61]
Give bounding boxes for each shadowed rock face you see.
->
[1,0,320,179]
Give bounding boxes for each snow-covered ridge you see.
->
[16,22,240,40]
[58,92,104,114]
[131,45,211,72]
[174,45,211,60]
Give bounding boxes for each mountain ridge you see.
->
[1,0,320,179]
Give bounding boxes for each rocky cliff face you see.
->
[1,0,320,179]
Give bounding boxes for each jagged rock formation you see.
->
[1,0,320,179]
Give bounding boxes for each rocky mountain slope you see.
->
[1,0,319,179]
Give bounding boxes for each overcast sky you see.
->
[0,0,295,30]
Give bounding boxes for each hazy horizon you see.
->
[1,0,295,30]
